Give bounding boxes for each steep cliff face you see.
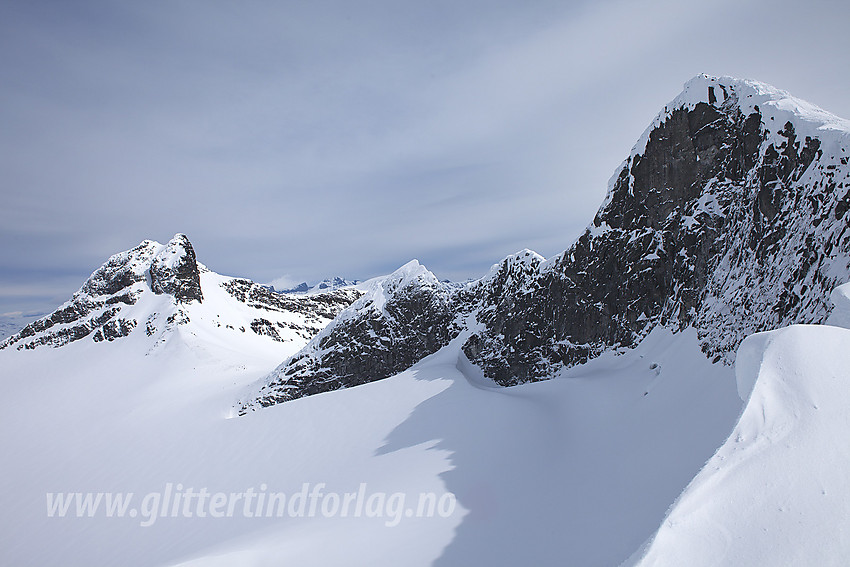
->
[464,75,850,384]
[147,234,204,303]
[244,75,850,407]
[1,234,360,353]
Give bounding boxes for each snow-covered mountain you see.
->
[464,74,850,382]
[4,75,850,567]
[246,74,850,408]
[278,277,361,294]
[0,234,361,357]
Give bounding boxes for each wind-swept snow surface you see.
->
[0,332,460,567]
[0,326,741,566]
[628,323,850,566]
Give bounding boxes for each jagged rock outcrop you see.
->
[246,261,456,409]
[148,234,204,303]
[221,278,361,342]
[244,75,850,407]
[2,235,200,350]
[1,234,360,352]
[463,75,850,383]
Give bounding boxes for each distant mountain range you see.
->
[276,277,361,295]
[0,311,45,341]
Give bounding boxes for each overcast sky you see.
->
[2,0,850,321]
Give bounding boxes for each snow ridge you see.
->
[629,322,850,566]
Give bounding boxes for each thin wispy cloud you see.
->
[1,0,849,318]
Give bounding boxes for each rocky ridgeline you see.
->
[465,75,850,384]
[247,261,457,408]
[221,278,361,343]
[245,75,850,408]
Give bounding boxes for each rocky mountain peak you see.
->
[461,74,850,383]
[148,234,204,303]
[2,234,359,352]
[377,260,441,302]
[76,233,203,304]
[243,75,850,409]
[1,234,205,350]
[476,249,544,296]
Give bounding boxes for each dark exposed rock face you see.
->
[462,79,850,384]
[245,75,850,408]
[92,318,136,342]
[222,278,361,343]
[459,250,551,385]
[462,77,850,383]
[461,98,764,383]
[247,261,457,409]
[148,234,204,303]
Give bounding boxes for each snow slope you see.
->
[627,322,850,567]
[0,321,458,566]
[0,319,741,566]
[6,285,849,566]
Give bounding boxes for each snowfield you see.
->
[2,286,850,565]
[1,314,743,566]
[628,287,850,566]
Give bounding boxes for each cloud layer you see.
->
[2,0,849,317]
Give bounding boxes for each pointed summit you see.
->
[148,234,203,303]
[78,234,203,304]
[243,260,455,410]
